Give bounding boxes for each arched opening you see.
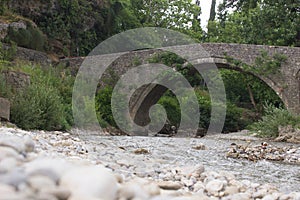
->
[128,59,284,135]
[95,50,286,135]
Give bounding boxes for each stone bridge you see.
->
[67,43,300,129]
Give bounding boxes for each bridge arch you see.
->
[67,43,300,131]
[129,57,286,127]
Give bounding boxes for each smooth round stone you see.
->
[0,146,22,160]
[60,165,118,200]
[262,194,279,200]
[0,135,26,153]
[193,182,205,192]
[180,164,205,178]
[182,178,194,187]
[27,175,56,192]
[229,179,246,192]
[224,185,239,196]
[158,181,182,190]
[252,188,268,199]
[144,182,161,196]
[205,180,224,194]
[25,158,73,179]
[117,184,149,200]
[279,192,300,200]
[35,193,58,200]
[192,143,206,150]
[0,168,27,187]
[0,183,15,194]
[223,192,251,200]
[27,168,61,184]
[0,157,18,173]
[40,188,71,200]
[0,193,28,200]
[265,192,282,200]
[150,197,172,200]
[123,177,160,197]
[171,196,209,200]
[24,135,35,153]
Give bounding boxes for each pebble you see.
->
[60,165,118,200]
[226,142,300,163]
[40,188,71,200]
[223,192,251,200]
[224,185,239,195]
[27,175,56,192]
[205,179,224,194]
[0,126,299,200]
[0,157,18,173]
[158,181,182,190]
[0,146,22,160]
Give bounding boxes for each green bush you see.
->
[72,95,100,129]
[95,87,115,127]
[0,41,17,61]
[157,94,181,126]
[195,90,211,129]
[223,103,245,133]
[95,86,129,130]
[156,88,247,133]
[5,25,46,51]
[10,82,65,130]
[249,104,300,137]
[1,62,74,130]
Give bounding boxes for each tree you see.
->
[207,0,300,46]
[129,0,203,39]
[209,0,217,21]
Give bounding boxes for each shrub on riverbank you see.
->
[10,82,65,130]
[249,104,300,137]
[0,62,74,130]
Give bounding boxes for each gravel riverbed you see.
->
[0,126,300,200]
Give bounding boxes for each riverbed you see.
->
[78,131,300,193]
[1,126,300,199]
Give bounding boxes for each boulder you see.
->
[2,70,30,89]
[0,97,10,121]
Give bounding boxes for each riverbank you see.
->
[0,126,300,200]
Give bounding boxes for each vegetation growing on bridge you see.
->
[225,51,288,76]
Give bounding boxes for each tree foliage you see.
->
[207,0,300,46]
[4,0,202,56]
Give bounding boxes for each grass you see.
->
[249,104,300,138]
